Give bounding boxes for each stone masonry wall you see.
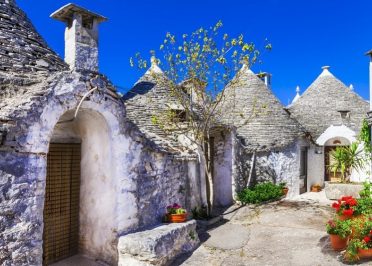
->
[0,71,198,265]
[135,150,189,229]
[234,140,306,198]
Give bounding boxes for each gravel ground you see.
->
[174,194,372,266]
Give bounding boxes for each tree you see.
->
[131,21,270,214]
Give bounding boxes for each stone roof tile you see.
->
[288,67,369,140]
[218,65,305,152]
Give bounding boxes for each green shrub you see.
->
[326,219,352,238]
[237,182,284,204]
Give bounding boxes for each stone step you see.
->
[118,220,199,266]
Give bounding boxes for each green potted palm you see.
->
[325,142,366,200]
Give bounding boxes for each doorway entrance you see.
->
[325,146,348,182]
[43,143,81,265]
[299,147,308,194]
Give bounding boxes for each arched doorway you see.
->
[324,137,351,182]
[43,108,116,265]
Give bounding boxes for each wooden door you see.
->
[299,147,308,194]
[43,143,81,265]
[325,146,348,182]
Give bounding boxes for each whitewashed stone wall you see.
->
[233,139,309,198]
[213,130,234,206]
[0,71,198,265]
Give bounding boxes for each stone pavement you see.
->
[173,197,372,266]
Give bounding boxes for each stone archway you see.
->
[18,78,140,265]
[43,108,117,264]
[323,137,351,182]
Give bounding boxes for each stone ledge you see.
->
[118,220,199,266]
[324,182,363,200]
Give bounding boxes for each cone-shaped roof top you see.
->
[0,0,67,75]
[288,67,369,139]
[218,65,305,152]
[123,58,194,157]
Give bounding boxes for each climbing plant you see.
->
[358,119,372,156]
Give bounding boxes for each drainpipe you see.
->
[366,50,372,180]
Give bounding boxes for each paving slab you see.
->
[175,200,371,266]
[204,223,250,250]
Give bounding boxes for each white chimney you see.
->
[257,72,272,89]
[51,4,107,72]
[367,50,372,110]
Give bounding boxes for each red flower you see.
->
[346,198,357,206]
[364,236,371,243]
[370,230,372,235]
[327,220,336,228]
[332,202,340,209]
[342,209,354,216]
[341,196,353,201]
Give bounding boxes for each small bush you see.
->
[237,182,284,204]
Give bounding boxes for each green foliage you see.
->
[345,218,372,261]
[328,142,366,183]
[325,219,352,238]
[188,230,196,240]
[345,238,366,262]
[358,119,372,155]
[355,182,372,216]
[191,206,209,220]
[237,182,284,204]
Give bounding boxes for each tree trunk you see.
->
[202,138,214,216]
[245,152,256,188]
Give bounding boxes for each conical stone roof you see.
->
[0,0,67,75]
[123,58,194,156]
[288,67,369,140]
[218,65,305,152]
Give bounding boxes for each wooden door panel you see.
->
[43,143,81,265]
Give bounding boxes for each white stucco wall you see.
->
[187,160,203,209]
[213,131,233,207]
[307,145,325,190]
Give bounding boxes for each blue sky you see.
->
[18,0,372,105]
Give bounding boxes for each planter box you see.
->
[324,182,364,200]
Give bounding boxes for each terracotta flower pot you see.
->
[282,187,289,196]
[358,248,372,259]
[168,213,187,223]
[311,186,321,192]
[338,215,350,221]
[329,234,348,251]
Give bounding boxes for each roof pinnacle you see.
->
[145,56,163,75]
[320,65,332,77]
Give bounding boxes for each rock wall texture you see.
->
[234,140,307,197]
[118,220,199,266]
[0,70,197,265]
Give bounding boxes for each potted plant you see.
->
[326,219,352,251]
[345,219,372,261]
[311,183,322,192]
[331,196,358,220]
[166,203,188,223]
[325,142,367,200]
[279,182,289,196]
[328,143,365,184]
